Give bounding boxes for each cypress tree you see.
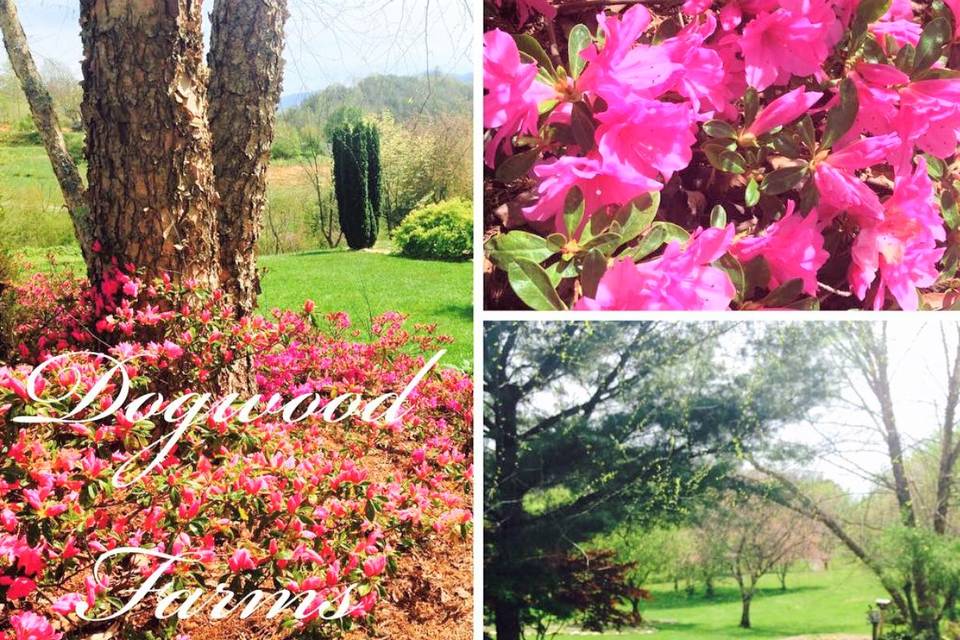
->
[331,120,380,249]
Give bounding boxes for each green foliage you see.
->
[331,120,381,249]
[323,105,364,141]
[393,198,472,261]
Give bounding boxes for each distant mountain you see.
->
[279,73,471,128]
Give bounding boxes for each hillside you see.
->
[280,72,470,127]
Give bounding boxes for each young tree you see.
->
[332,120,380,249]
[484,322,831,640]
[697,492,811,628]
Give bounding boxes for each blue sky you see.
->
[17,0,472,94]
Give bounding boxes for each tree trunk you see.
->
[0,0,89,257]
[207,0,288,314]
[705,575,715,598]
[80,0,220,288]
[740,595,752,629]
[495,597,523,640]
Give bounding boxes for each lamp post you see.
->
[867,608,882,640]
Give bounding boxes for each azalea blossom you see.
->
[730,201,828,296]
[746,86,822,137]
[10,611,62,640]
[813,134,900,221]
[849,158,946,310]
[575,226,736,310]
[741,0,840,90]
[523,154,661,234]
[483,29,554,166]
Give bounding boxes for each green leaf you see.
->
[760,278,806,308]
[494,147,539,182]
[717,253,745,302]
[507,258,567,310]
[742,255,772,298]
[853,0,892,34]
[634,222,689,260]
[564,187,585,238]
[797,115,816,152]
[580,249,608,298]
[772,132,802,158]
[719,149,747,174]
[942,191,960,230]
[761,165,808,195]
[486,230,556,270]
[821,77,858,150]
[743,88,759,127]
[703,119,737,140]
[710,204,727,228]
[580,232,623,256]
[568,24,592,80]
[745,178,760,207]
[894,43,916,73]
[514,34,556,80]
[570,102,596,153]
[614,192,660,244]
[926,154,946,180]
[914,18,951,74]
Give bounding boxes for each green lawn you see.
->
[12,245,473,369]
[258,249,472,367]
[554,565,882,640]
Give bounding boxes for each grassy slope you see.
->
[554,565,881,640]
[14,245,473,368]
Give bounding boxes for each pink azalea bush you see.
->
[0,266,472,637]
[484,0,960,310]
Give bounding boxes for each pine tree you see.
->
[332,120,380,249]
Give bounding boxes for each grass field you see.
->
[13,245,473,368]
[552,565,882,640]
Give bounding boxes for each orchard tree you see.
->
[483,321,831,640]
[752,322,960,639]
[0,0,287,313]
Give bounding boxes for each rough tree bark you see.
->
[0,0,90,259]
[80,0,220,288]
[208,0,288,314]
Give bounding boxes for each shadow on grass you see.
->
[644,585,823,611]
[434,302,473,321]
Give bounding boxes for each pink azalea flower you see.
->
[849,158,946,310]
[228,547,257,572]
[741,0,841,90]
[659,15,729,114]
[575,225,736,310]
[10,611,62,640]
[483,29,554,166]
[894,79,960,171]
[51,592,85,616]
[523,154,661,235]
[363,554,387,577]
[813,133,900,221]
[595,99,697,184]
[746,86,823,137]
[578,6,682,102]
[948,0,960,39]
[730,201,828,296]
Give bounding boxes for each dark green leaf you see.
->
[926,154,946,180]
[761,165,808,195]
[580,232,623,256]
[613,192,660,244]
[742,256,772,298]
[914,18,951,73]
[942,191,960,230]
[853,0,892,34]
[494,147,540,182]
[571,102,596,153]
[717,253,745,302]
[760,278,806,307]
[507,258,567,310]
[718,150,747,174]
[821,77,858,150]
[580,249,608,298]
[797,115,816,151]
[703,119,737,140]
[743,88,759,127]
[894,43,916,73]
[772,132,802,158]
[568,24,592,80]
